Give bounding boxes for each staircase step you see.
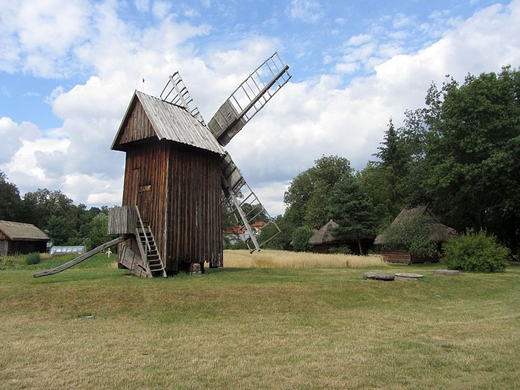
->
[136,220,166,278]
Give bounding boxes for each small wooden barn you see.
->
[374,206,456,264]
[308,220,372,255]
[110,90,225,275]
[0,220,49,256]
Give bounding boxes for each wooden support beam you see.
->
[34,235,128,278]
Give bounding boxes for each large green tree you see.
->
[327,173,377,254]
[0,171,22,221]
[362,120,412,230]
[0,174,117,249]
[46,215,77,246]
[361,66,520,254]
[363,111,431,228]
[423,67,520,251]
[86,213,115,250]
[283,169,312,227]
[20,189,78,230]
[373,119,411,175]
[259,215,294,250]
[284,155,352,229]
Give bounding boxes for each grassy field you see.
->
[1,250,519,389]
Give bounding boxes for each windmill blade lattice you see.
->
[159,53,290,251]
[160,71,207,126]
[208,52,291,146]
[221,152,281,251]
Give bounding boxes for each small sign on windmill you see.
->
[108,52,291,277]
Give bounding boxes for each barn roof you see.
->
[111,90,224,155]
[374,206,456,245]
[0,220,49,241]
[309,220,340,245]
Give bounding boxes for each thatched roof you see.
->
[308,220,340,245]
[0,220,49,241]
[374,206,456,245]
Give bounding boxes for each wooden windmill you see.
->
[108,52,291,277]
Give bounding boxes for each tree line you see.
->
[263,66,520,257]
[0,176,114,250]
[2,67,518,257]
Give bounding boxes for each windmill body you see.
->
[109,53,291,276]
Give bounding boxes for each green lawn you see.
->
[1,253,519,389]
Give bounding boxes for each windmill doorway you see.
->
[133,168,153,224]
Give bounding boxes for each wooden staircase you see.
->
[135,209,167,278]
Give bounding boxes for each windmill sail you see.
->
[221,152,281,251]
[160,71,206,126]
[208,52,291,146]
[158,56,288,252]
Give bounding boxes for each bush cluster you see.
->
[292,226,314,252]
[441,230,509,272]
[223,236,249,250]
[25,252,41,265]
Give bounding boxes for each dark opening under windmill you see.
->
[106,52,291,277]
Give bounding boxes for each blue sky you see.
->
[1,0,519,215]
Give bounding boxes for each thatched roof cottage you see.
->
[309,219,372,255]
[374,206,456,264]
[0,220,49,256]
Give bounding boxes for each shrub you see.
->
[441,230,509,272]
[223,236,249,250]
[223,236,232,250]
[25,252,41,265]
[230,240,248,250]
[292,226,314,252]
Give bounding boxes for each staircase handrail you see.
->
[134,206,152,252]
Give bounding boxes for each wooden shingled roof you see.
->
[374,206,456,245]
[0,220,49,241]
[111,90,224,155]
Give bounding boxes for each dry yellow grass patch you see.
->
[223,249,386,268]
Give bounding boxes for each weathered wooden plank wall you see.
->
[381,249,411,264]
[118,100,156,145]
[312,244,332,254]
[108,206,138,234]
[0,241,8,256]
[166,145,223,271]
[122,142,168,266]
[381,249,440,264]
[120,141,222,273]
[120,246,148,278]
[2,240,47,256]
